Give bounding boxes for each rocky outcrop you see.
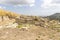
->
[3,16,9,20]
[0,9,20,28]
[0,16,2,22]
[0,15,18,29]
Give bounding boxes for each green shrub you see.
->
[17,25,23,28]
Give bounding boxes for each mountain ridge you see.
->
[47,13,60,20]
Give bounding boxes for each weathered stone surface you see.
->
[0,16,2,22]
[3,16,9,21]
[0,15,18,28]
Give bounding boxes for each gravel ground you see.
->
[0,26,60,40]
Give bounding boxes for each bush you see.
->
[16,25,23,28]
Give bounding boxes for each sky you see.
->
[0,0,60,16]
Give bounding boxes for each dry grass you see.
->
[0,9,20,17]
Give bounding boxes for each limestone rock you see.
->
[3,16,9,21]
[0,16,2,22]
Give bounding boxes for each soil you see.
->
[0,26,60,40]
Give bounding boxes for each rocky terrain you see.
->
[0,9,60,40]
[0,9,19,29]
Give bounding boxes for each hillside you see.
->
[0,9,60,40]
[47,13,60,20]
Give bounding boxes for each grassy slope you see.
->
[0,9,20,18]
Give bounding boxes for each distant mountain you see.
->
[47,13,60,20]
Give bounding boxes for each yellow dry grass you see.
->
[0,9,20,17]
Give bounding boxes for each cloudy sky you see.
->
[0,0,60,16]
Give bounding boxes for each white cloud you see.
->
[14,3,35,7]
[29,4,35,7]
[41,0,60,8]
[0,0,35,7]
[0,6,6,9]
[0,6,2,8]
